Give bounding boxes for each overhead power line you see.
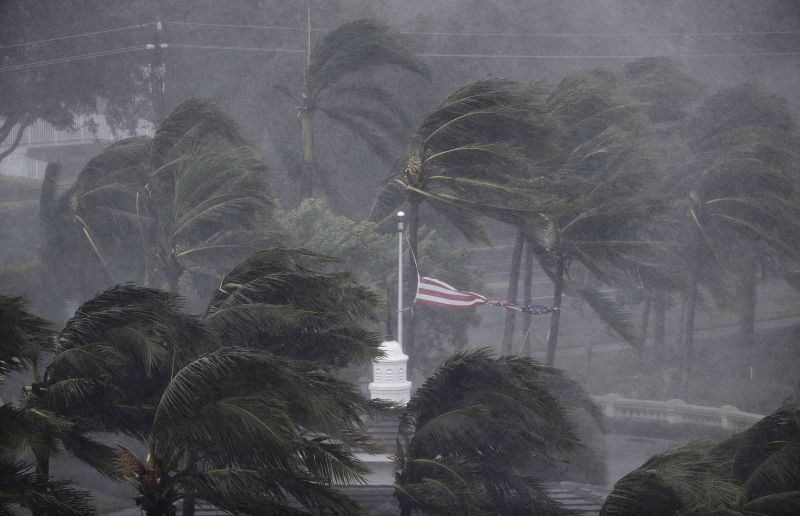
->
[163,20,313,32]
[169,44,800,59]
[169,43,305,54]
[0,23,154,50]
[0,45,147,73]
[4,41,800,73]
[163,20,800,39]
[417,50,800,59]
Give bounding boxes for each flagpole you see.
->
[397,211,405,351]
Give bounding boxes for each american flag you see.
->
[415,277,558,314]
[415,277,488,310]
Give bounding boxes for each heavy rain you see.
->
[1,1,799,515]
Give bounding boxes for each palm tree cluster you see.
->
[602,399,800,515]
[7,248,385,515]
[374,57,800,398]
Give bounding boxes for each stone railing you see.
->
[591,394,763,432]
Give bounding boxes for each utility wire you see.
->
[416,50,800,59]
[169,44,800,59]
[169,43,305,54]
[0,23,154,50]
[163,20,313,32]
[162,20,800,38]
[0,45,147,73]
[4,41,800,73]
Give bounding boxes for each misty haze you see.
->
[1,1,799,515]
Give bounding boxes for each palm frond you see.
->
[307,18,429,97]
[0,459,96,516]
[0,294,51,376]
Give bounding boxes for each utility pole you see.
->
[146,21,167,124]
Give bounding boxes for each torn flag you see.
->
[415,277,559,314]
[414,276,488,310]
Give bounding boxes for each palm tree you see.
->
[292,16,430,200]
[40,99,277,301]
[601,400,800,515]
[671,84,800,398]
[394,348,596,516]
[373,79,551,364]
[0,294,96,516]
[121,346,376,516]
[30,248,385,515]
[205,248,383,368]
[510,58,699,366]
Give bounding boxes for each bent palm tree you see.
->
[394,349,593,516]
[672,84,800,397]
[31,248,384,515]
[41,99,277,300]
[294,17,430,200]
[373,79,551,363]
[122,347,375,516]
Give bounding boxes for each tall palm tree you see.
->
[293,16,430,200]
[40,99,277,301]
[373,79,551,363]
[394,348,597,516]
[511,59,699,366]
[672,84,800,398]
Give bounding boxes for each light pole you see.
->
[397,211,405,352]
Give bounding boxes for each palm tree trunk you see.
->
[738,253,758,346]
[501,230,525,355]
[653,289,666,350]
[637,291,651,386]
[165,262,181,294]
[32,447,51,516]
[680,222,702,401]
[298,107,314,200]
[182,449,199,516]
[520,238,535,356]
[545,256,565,367]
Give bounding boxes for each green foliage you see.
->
[373,78,551,242]
[602,400,800,515]
[0,293,96,516]
[307,18,429,98]
[284,199,394,283]
[395,349,592,515]
[296,17,431,199]
[207,247,383,367]
[286,199,481,378]
[0,460,96,516]
[0,294,51,376]
[26,248,383,515]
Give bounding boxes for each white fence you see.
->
[0,115,152,179]
[591,394,763,432]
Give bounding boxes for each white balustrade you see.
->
[592,394,762,431]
